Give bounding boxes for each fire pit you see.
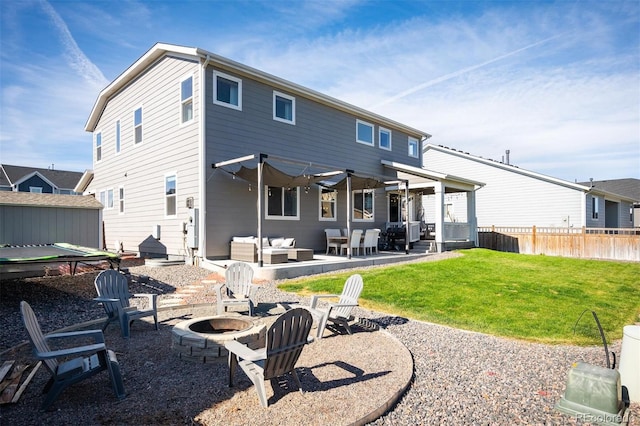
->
[172,316,266,363]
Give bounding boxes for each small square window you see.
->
[214,71,242,110]
[273,91,295,124]
[379,127,392,151]
[408,137,419,158]
[356,120,374,146]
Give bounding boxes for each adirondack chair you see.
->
[94,269,158,338]
[225,307,313,407]
[214,262,259,316]
[20,301,126,410]
[306,274,364,339]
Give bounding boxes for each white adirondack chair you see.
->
[306,274,364,339]
[215,262,259,316]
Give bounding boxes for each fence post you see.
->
[532,225,536,254]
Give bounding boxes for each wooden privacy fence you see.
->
[478,226,640,262]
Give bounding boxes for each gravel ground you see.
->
[1,257,638,425]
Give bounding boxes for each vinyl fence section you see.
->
[478,226,640,262]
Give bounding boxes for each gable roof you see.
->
[423,144,637,203]
[0,191,103,209]
[85,42,430,140]
[578,178,640,203]
[0,164,85,191]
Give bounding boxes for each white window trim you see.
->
[180,74,194,125]
[273,91,296,125]
[29,186,43,193]
[352,189,375,222]
[118,185,125,214]
[319,187,337,221]
[356,119,374,146]
[99,190,106,208]
[95,131,102,162]
[133,106,143,144]
[408,137,419,158]
[265,186,300,220]
[115,120,121,154]
[107,188,114,210]
[165,172,178,218]
[379,127,392,151]
[213,70,242,111]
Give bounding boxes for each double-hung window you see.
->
[165,174,177,217]
[379,127,392,151]
[107,189,114,209]
[213,71,242,110]
[181,76,193,123]
[408,137,419,158]
[319,188,337,221]
[352,189,374,222]
[134,107,143,144]
[99,190,106,207]
[273,91,295,124]
[119,186,125,214]
[266,186,299,220]
[115,120,121,153]
[356,120,374,146]
[95,132,102,162]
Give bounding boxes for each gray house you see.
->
[422,144,636,229]
[84,43,482,262]
[0,164,85,194]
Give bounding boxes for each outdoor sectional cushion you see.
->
[230,237,296,263]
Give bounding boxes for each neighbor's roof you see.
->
[578,178,640,203]
[85,42,431,139]
[0,164,84,190]
[424,144,637,203]
[0,191,103,209]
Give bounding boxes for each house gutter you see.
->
[197,54,211,264]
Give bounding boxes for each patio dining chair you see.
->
[324,228,342,255]
[361,228,381,255]
[340,229,363,256]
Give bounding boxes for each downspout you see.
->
[198,54,211,263]
[403,179,410,254]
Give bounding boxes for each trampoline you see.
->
[0,243,120,275]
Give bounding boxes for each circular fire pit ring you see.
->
[172,316,266,363]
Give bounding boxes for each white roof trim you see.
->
[86,43,431,139]
[381,159,485,189]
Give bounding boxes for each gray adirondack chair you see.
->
[225,307,313,407]
[94,269,158,338]
[215,262,259,316]
[20,301,126,410]
[307,273,364,339]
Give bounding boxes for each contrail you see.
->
[369,33,567,109]
[39,0,108,88]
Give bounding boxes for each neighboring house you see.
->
[577,178,640,228]
[422,144,636,229]
[0,164,85,195]
[84,43,482,261]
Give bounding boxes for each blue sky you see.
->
[1,0,638,182]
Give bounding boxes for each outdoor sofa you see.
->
[230,237,313,264]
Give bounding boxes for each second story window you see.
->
[115,120,121,153]
[214,71,242,110]
[273,91,295,124]
[181,76,193,123]
[408,137,419,158]
[95,132,102,161]
[379,127,392,151]
[134,107,143,144]
[165,174,177,217]
[356,120,374,146]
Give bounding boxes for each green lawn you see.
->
[278,249,640,345]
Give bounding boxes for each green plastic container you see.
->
[555,362,628,425]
